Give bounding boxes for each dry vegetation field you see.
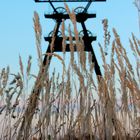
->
[0,4,140,140]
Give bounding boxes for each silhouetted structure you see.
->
[35,0,105,2]
[35,0,106,77]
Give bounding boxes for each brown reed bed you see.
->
[0,4,140,140]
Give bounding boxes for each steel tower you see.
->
[35,0,106,77]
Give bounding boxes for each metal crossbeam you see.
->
[45,13,96,20]
[35,0,106,2]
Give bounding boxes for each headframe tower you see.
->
[34,0,106,77]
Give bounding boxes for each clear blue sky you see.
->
[0,0,139,74]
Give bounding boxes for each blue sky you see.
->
[0,0,139,74]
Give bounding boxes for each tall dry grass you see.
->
[0,4,140,140]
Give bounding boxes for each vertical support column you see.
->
[81,22,102,77]
[43,21,61,68]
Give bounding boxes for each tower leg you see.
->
[90,48,102,77]
[43,45,52,66]
[42,21,61,71]
[81,21,102,78]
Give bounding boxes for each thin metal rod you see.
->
[35,0,106,2]
[83,0,92,13]
[48,0,58,13]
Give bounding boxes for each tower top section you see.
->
[35,0,106,2]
